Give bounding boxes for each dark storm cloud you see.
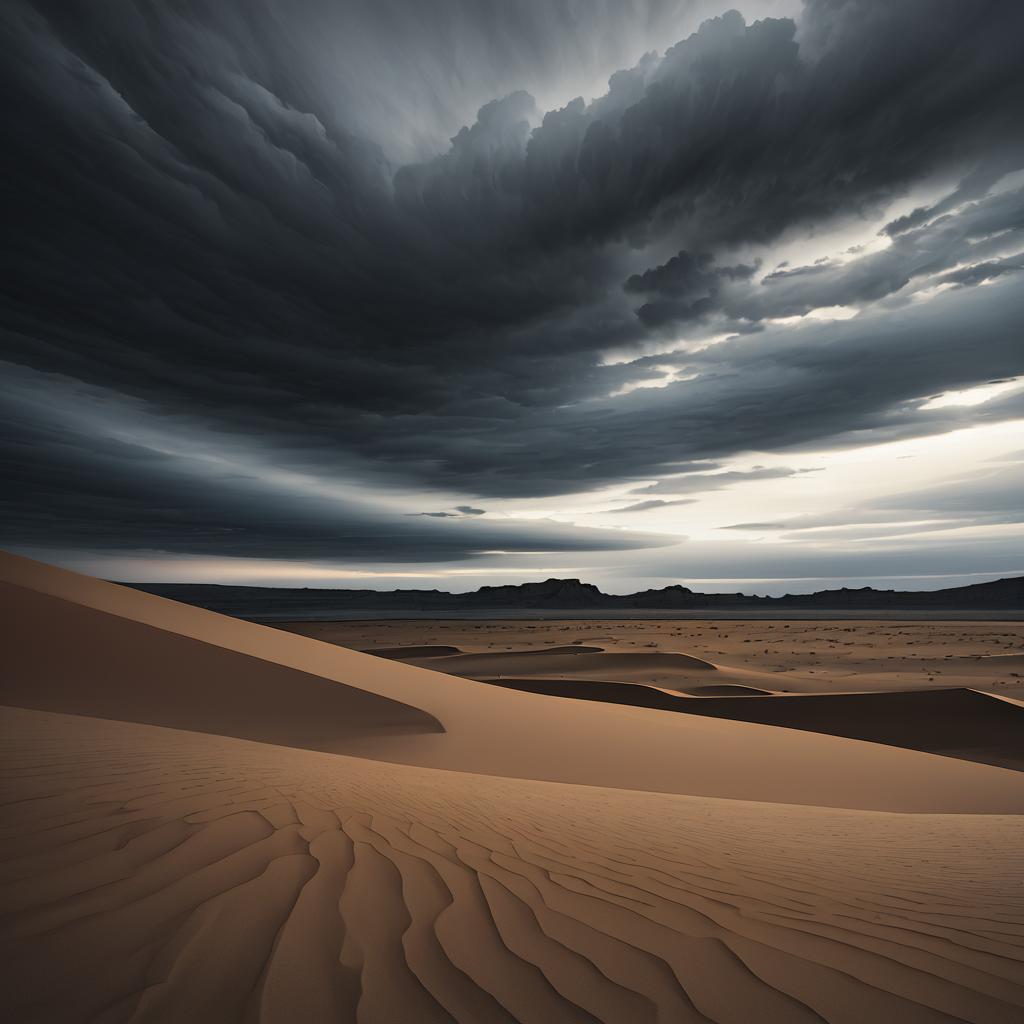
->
[409,505,486,518]
[934,255,1024,289]
[631,467,819,496]
[718,184,1024,322]
[881,149,1024,238]
[0,372,668,560]
[623,251,758,328]
[421,273,1024,498]
[1,0,1023,560]
[396,1,1023,260]
[608,499,698,514]
[613,178,1024,333]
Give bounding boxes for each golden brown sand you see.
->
[285,618,1024,770]
[2,553,1023,1022]
[283,617,1024,695]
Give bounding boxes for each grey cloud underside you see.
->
[410,506,487,518]
[0,398,668,559]
[629,534,1024,586]
[720,184,1024,322]
[728,461,1024,541]
[2,0,1024,558]
[609,499,699,514]
[631,466,820,496]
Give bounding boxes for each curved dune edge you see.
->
[1,580,443,750]
[680,683,773,695]
[1,706,1023,1024]
[947,653,1024,674]
[417,649,718,677]
[362,645,465,659]
[2,551,1024,813]
[287,618,1024,698]
[467,678,1024,772]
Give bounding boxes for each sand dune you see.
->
[365,644,606,660]
[3,706,1024,1024]
[352,632,1024,766]
[680,683,772,696]
[333,627,1024,770]
[659,686,1024,771]
[464,677,1024,772]
[2,552,1024,1022]
[289,618,1024,696]
[363,645,463,659]
[3,552,1022,811]
[2,581,441,751]
[414,649,718,680]
[944,653,1024,675]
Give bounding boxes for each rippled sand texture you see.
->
[2,551,1024,1023]
[4,708,1024,1024]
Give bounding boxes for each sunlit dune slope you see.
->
[2,551,1024,812]
[2,706,1023,1024]
[2,553,1024,1023]
[460,676,1024,772]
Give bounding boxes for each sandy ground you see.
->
[281,618,1024,695]
[281,619,1024,771]
[2,552,1024,1022]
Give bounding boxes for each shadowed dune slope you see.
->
[469,679,1024,772]
[416,649,717,679]
[282,619,1024,697]
[362,645,464,659]
[1,707,1023,1024]
[0,582,441,751]
[3,551,1024,812]
[681,684,772,695]
[662,686,1024,771]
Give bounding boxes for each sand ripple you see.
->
[2,707,1023,1024]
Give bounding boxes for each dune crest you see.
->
[1,575,442,751]
[3,552,1024,811]
[416,649,717,678]
[2,554,1024,1022]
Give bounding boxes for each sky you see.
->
[2,0,1023,595]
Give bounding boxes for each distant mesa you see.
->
[124,574,1024,618]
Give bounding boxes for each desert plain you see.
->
[2,551,1023,1023]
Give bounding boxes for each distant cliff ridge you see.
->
[123,575,1024,619]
